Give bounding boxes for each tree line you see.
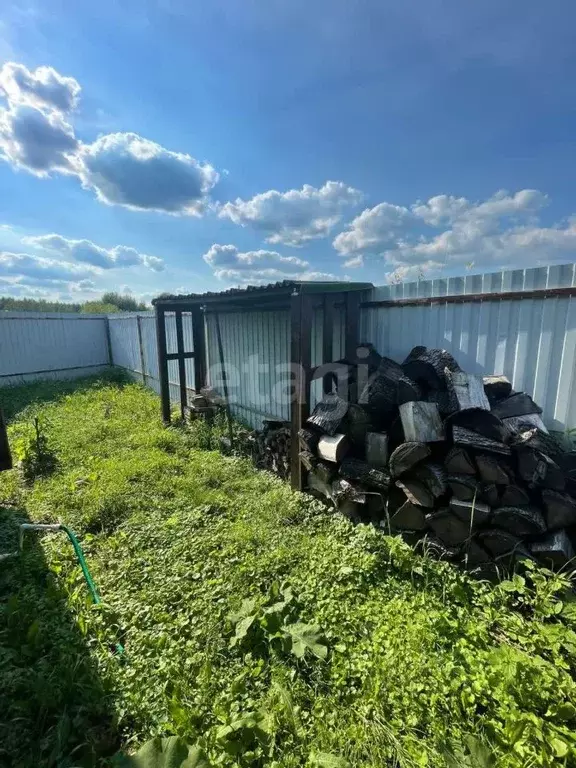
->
[0,292,151,314]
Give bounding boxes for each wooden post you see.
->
[155,306,171,424]
[192,305,207,392]
[290,290,312,491]
[322,294,334,395]
[175,311,187,419]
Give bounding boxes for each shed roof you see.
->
[152,279,373,308]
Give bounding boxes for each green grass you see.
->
[1,374,576,768]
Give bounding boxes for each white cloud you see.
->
[24,233,165,271]
[0,251,93,282]
[333,202,413,256]
[204,243,309,282]
[343,255,364,268]
[219,181,363,246]
[0,104,79,176]
[78,133,219,214]
[0,62,81,114]
[333,189,572,277]
[203,243,347,284]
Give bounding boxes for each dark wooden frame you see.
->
[154,282,369,486]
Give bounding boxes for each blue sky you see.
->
[1,0,576,303]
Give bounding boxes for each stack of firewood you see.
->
[252,420,291,480]
[300,345,576,577]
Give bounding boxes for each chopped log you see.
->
[447,474,481,502]
[396,478,434,507]
[542,490,576,531]
[402,346,427,366]
[402,348,461,389]
[307,394,348,435]
[492,392,542,419]
[503,414,548,435]
[481,484,499,507]
[332,479,367,504]
[447,408,509,442]
[517,449,564,491]
[366,432,389,468]
[358,357,403,420]
[428,389,456,417]
[317,434,349,463]
[389,442,431,477]
[449,498,491,527]
[298,428,319,453]
[307,470,333,500]
[511,428,561,457]
[531,530,575,568]
[400,401,445,442]
[190,394,208,408]
[337,499,364,523]
[425,509,471,547]
[345,404,372,449]
[397,374,423,405]
[483,375,512,401]
[452,426,511,455]
[445,370,490,411]
[316,461,336,485]
[355,342,383,374]
[501,484,530,507]
[478,529,523,558]
[475,454,511,485]
[420,536,460,561]
[366,493,387,520]
[468,561,501,582]
[444,446,476,475]
[299,451,317,471]
[339,458,390,490]
[390,500,428,531]
[415,463,447,498]
[462,540,492,567]
[491,506,547,538]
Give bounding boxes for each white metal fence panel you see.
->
[361,264,576,432]
[205,310,291,429]
[0,312,110,387]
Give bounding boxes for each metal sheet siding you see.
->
[0,312,109,386]
[205,310,291,429]
[361,264,576,431]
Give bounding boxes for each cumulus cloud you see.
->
[204,243,308,282]
[24,233,165,271]
[0,62,81,114]
[219,181,363,246]
[0,251,93,282]
[0,61,221,214]
[333,189,571,277]
[0,104,79,175]
[202,243,346,284]
[78,133,219,214]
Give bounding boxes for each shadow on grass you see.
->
[0,369,132,422]
[0,502,119,767]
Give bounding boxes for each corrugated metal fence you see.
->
[0,311,110,386]
[1,262,575,431]
[361,264,576,432]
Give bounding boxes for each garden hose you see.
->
[19,522,125,655]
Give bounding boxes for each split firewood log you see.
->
[452,426,511,455]
[483,375,512,402]
[389,442,431,477]
[491,506,547,538]
[444,446,476,475]
[307,394,349,435]
[531,530,575,568]
[395,477,434,507]
[449,498,491,527]
[541,490,576,531]
[317,434,349,463]
[445,370,490,411]
[390,500,428,531]
[492,392,543,419]
[475,454,512,485]
[366,432,389,468]
[400,401,445,442]
[425,509,471,547]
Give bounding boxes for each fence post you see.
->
[155,306,171,424]
[136,315,147,386]
[104,316,113,366]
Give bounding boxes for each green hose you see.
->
[19,523,124,655]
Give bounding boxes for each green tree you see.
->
[101,292,148,312]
